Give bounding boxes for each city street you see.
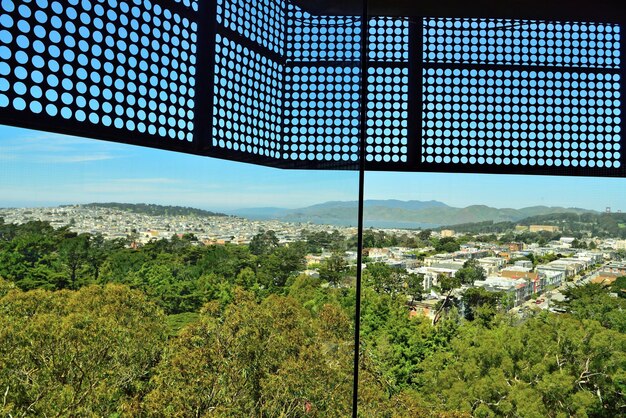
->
[514,262,609,315]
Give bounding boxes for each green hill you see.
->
[445,211,626,238]
[231,200,597,228]
[81,203,227,218]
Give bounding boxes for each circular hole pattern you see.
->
[283,65,361,162]
[366,66,408,163]
[174,0,198,12]
[0,0,197,142]
[217,0,284,55]
[286,3,361,62]
[369,18,408,62]
[424,18,621,69]
[211,34,282,157]
[421,68,622,168]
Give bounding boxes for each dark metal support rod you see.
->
[407,17,423,170]
[192,0,218,153]
[421,61,618,75]
[352,0,368,415]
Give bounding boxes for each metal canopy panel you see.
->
[0,0,624,176]
[290,0,622,22]
[0,0,200,155]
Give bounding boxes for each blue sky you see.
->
[1,4,622,212]
[0,125,625,212]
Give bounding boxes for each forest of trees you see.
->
[447,212,626,239]
[0,219,625,417]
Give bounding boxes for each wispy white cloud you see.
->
[0,177,188,204]
[37,153,118,163]
[108,178,182,185]
[0,127,358,210]
[0,131,128,163]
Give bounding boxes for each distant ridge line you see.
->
[80,202,228,218]
[228,200,599,228]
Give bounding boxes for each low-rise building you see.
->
[578,251,603,264]
[530,225,561,233]
[473,276,531,307]
[409,299,439,320]
[408,266,458,291]
[501,266,532,276]
[615,240,626,250]
[601,261,626,276]
[365,248,391,262]
[537,269,565,287]
[424,254,454,267]
[303,269,320,278]
[454,248,491,260]
[432,261,465,272]
[514,259,533,269]
[305,254,323,267]
[477,257,507,275]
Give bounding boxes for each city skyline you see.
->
[1,125,625,212]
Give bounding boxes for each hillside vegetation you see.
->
[81,202,227,217]
[445,212,626,238]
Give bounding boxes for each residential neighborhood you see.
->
[3,203,624,320]
[0,204,356,246]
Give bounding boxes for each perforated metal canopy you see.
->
[290,0,621,21]
[0,0,624,176]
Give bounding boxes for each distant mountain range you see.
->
[229,200,597,228]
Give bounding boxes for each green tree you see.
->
[406,272,424,304]
[86,234,118,282]
[249,230,279,256]
[433,259,485,325]
[235,266,257,288]
[0,283,166,416]
[0,221,65,290]
[57,233,91,289]
[142,291,353,416]
[196,272,234,308]
[0,277,16,297]
[435,237,460,253]
[416,313,626,417]
[365,262,395,294]
[257,242,306,288]
[455,258,486,286]
[319,253,348,286]
[461,287,502,323]
[611,276,626,297]
[364,263,416,298]
[558,283,626,333]
[418,229,432,241]
[360,288,461,395]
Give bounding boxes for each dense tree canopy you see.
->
[435,237,461,253]
[143,291,354,416]
[417,313,626,417]
[558,283,626,333]
[0,282,166,416]
[0,220,624,417]
[433,259,487,324]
